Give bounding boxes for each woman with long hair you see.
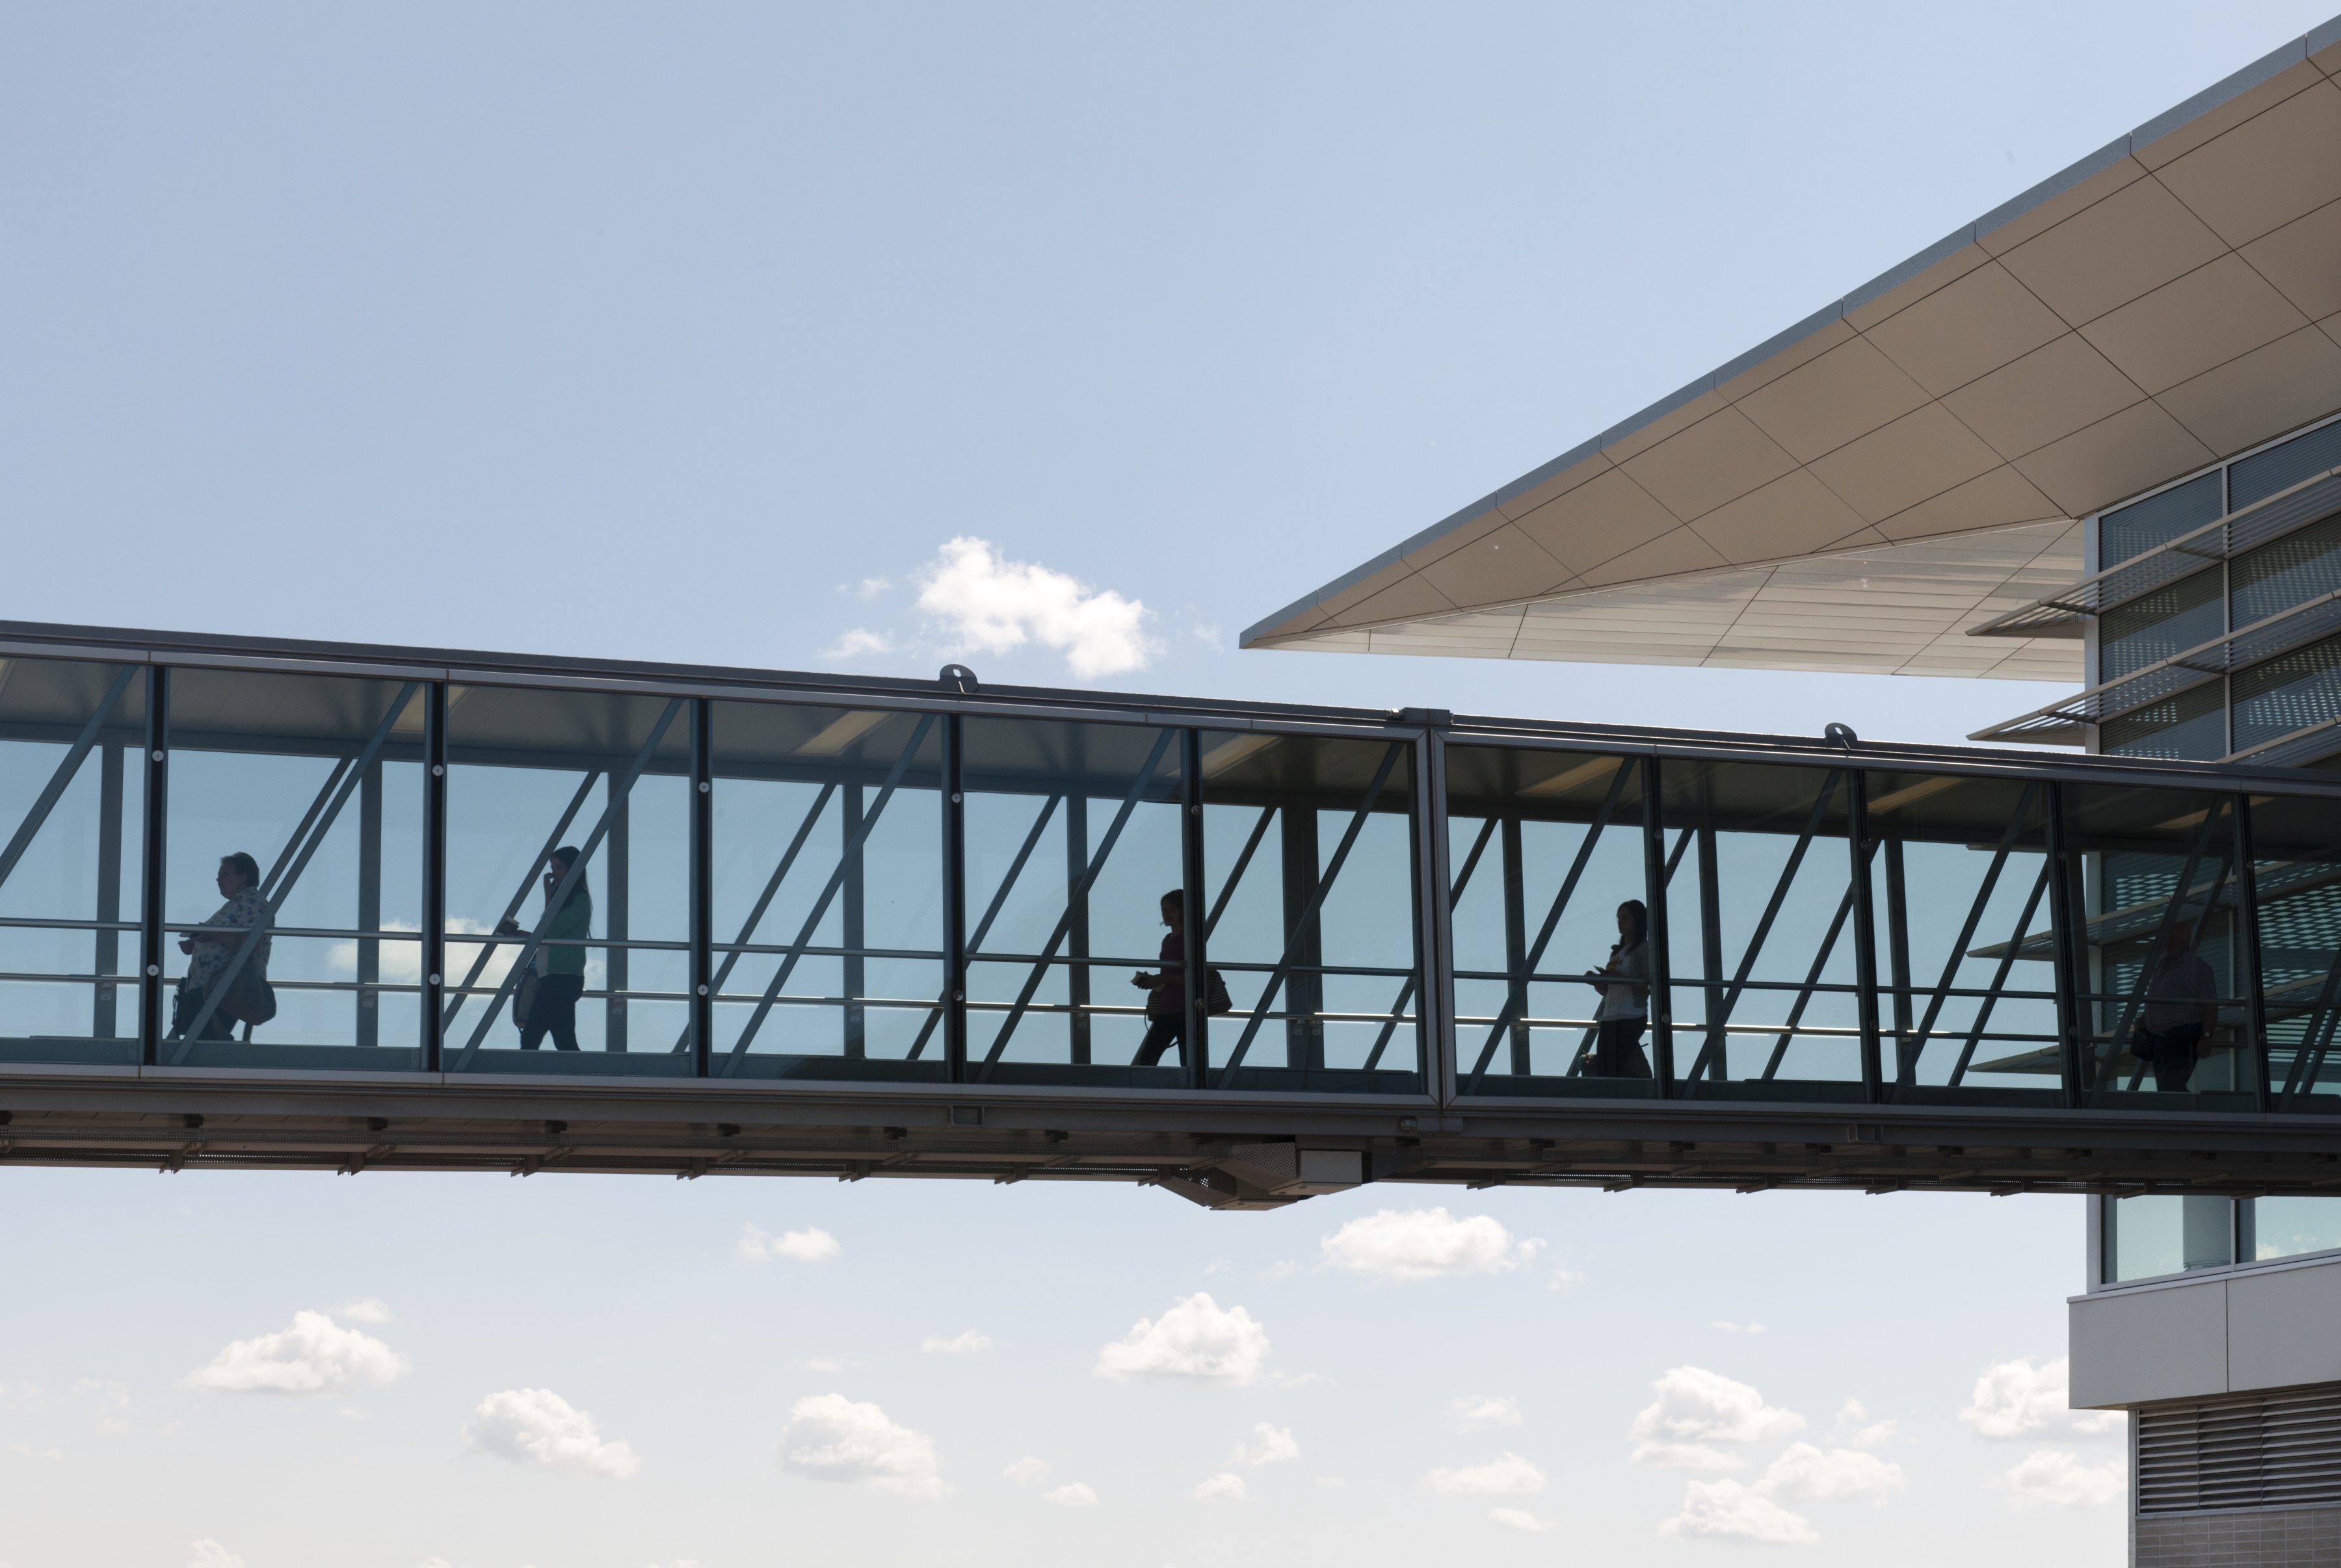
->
[1589,898,1652,1078]
[498,845,592,1051]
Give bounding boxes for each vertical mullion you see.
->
[1501,816,1526,1077]
[606,777,630,1051]
[94,742,123,1043]
[2045,781,2084,1108]
[137,665,168,1065]
[356,761,382,1049]
[1884,836,1912,1077]
[942,714,968,1084]
[1696,826,1722,1080]
[1847,770,1881,1102]
[2236,792,2270,1113]
[421,683,448,1073]
[842,785,864,1058]
[1180,728,1206,1090]
[1066,794,1091,1066]
[690,698,713,1077]
[1644,755,1674,1093]
[1422,730,1453,1104]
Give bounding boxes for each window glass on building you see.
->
[2102,472,2223,566]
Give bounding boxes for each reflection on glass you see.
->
[1868,772,2060,1104]
[161,668,425,1069]
[1444,748,1648,1097]
[2242,1196,2341,1262]
[962,716,1184,1087]
[444,686,691,1077]
[1661,759,1860,1099]
[1200,730,1421,1093]
[2065,784,2254,1107]
[0,659,146,1064]
[2108,1194,2235,1282]
[708,701,943,1081]
[2249,792,2341,1107]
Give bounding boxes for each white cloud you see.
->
[1629,1367,1806,1469]
[1760,1443,1905,1502]
[1660,1480,1819,1545]
[187,1544,245,1568]
[334,1298,394,1325]
[357,917,501,987]
[1712,1320,1767,1334]
[1232,1424,1300,1465]
[1318,1208,1542,1281]
[1427,1453,1547,1495]
[1191,1472,1247,1501]
[778,1394,945,1499]
[841,577,891,600]
[2004,1449,2124,1508]
[1834,1398,1898,1449]
[7,1444,62,1459]
[921,1330,992,1355]
[462,1388,641,1479]
[1451,1395,1522,1428]
[1044,1483,1098,1506]
[799,1356,850,1373]
[737,1223,841,1263]
[823,628,895,660]
[1961,1357,2123,1439]
[1094,1293,1269,1385]
[1489,1508,1550,1532]
[1003,1456,1050,1485]
[916,536,1156,678]
[181,1311,410,1396]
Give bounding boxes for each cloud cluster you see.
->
[778,1394,945,1499]
[737,1223,841,1264]
[1427,1453,1547,1495]
[1628,1366,1806,1471]
[1451,1395,1522,1428]
[181,1311,409,1396]
[1488,1508,1550,1532]
[1231,1424,1299,1465]
[2003,1449,2125,1507]
[1191,1472,1246,1501]
[921,1330,992,1356]
[187,1543,244,1568]
[1659,1445,1904,1542]
[915,536,1156,678]
[1094,1294,1269,1385]
[1044,1482,1098,1506]
[1318,1208,1542,1281]
[1961,1358,2122,1439]
[1003,1456,1051,1484]
[461,1388,641,1478]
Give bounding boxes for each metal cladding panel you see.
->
[2070,1279,2232,1408]
[2230,1262,2341,1392]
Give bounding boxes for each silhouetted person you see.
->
[1588,898,1652,1078]
[499,846,590,1051]
[2137,920,2219,1092]
[1130,890,1187,1068]
[173,852,269,1041]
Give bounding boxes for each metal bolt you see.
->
[699,780,710,792]
[432,764,445,776]
[951,792,962,804]
[151,750,165,762]
[1191,804,1200,815]
[697,984,709,996]
[428,974,442,986]
[146,964,160,976]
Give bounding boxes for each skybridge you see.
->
[0,620,2334,1207]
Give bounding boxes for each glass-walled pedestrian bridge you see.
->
[0,622,2334,1208]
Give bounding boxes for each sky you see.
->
[5,1,2338,1563]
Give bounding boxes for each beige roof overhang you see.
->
[1245,14,2341,683]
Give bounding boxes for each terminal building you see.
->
[0,19,2330,1568]
[1243,16,2341,1565]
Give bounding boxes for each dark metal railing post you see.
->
[1500,815,1528,1077]
[1847,770,1882,1102]
[1643,755,1674,1093]
[2044,782,2085,1108]
[1180,727,1206,1090]
[1884,837,1912,1077]
[2235,792,2271,1112]
[421,683,448,1071]
[1695,826,1722,1078]
[137,665,168,1064]
[1421,729,1453,1104]
[943,714,969,1083]
[690,698,713,1077]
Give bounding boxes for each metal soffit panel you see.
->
[1245,14,2341,662]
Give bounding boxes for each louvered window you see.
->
[2138,1385,2341,1514]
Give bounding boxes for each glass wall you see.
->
[2247,791,2341,1108]
[1199,729,1422,1093]
[443,686,692,1077]
[2104,1194,2341,1282]
[0,659,146,1064]
[162,668,425,1070]
[1446,748,1649,1097]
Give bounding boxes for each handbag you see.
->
[216,962,278,1027]
[514,969,540,1031]
[1205,967,1232,1016]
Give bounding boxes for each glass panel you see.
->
[2233,636,2341,754]
[2106,1194,2234,1283]
[1660,759,1859,1100]
[2102,679,2227,761]
[2101,568,2223,683]
[1867,772,2061,1105]
[2231,421,2341,512]
[2231,514,2341,628]
[161,668,425,1070]
[2065,784,2255,1108]
[0,659,146,1064]
[2248,791,2341,1110]
[2102,472,2223,566]
[443,686,692,1077]
[960,716,1184,1088]
[1200,730,1421,1093]
[707,700,943,1082]
[1444,748,1648,1098]
[2242,1196,2341,1262]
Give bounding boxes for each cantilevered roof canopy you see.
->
[1244,16,2341,681]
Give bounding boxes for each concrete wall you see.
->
[2072,1253,2341,1408]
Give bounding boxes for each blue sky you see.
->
[5,3,2336,1563]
